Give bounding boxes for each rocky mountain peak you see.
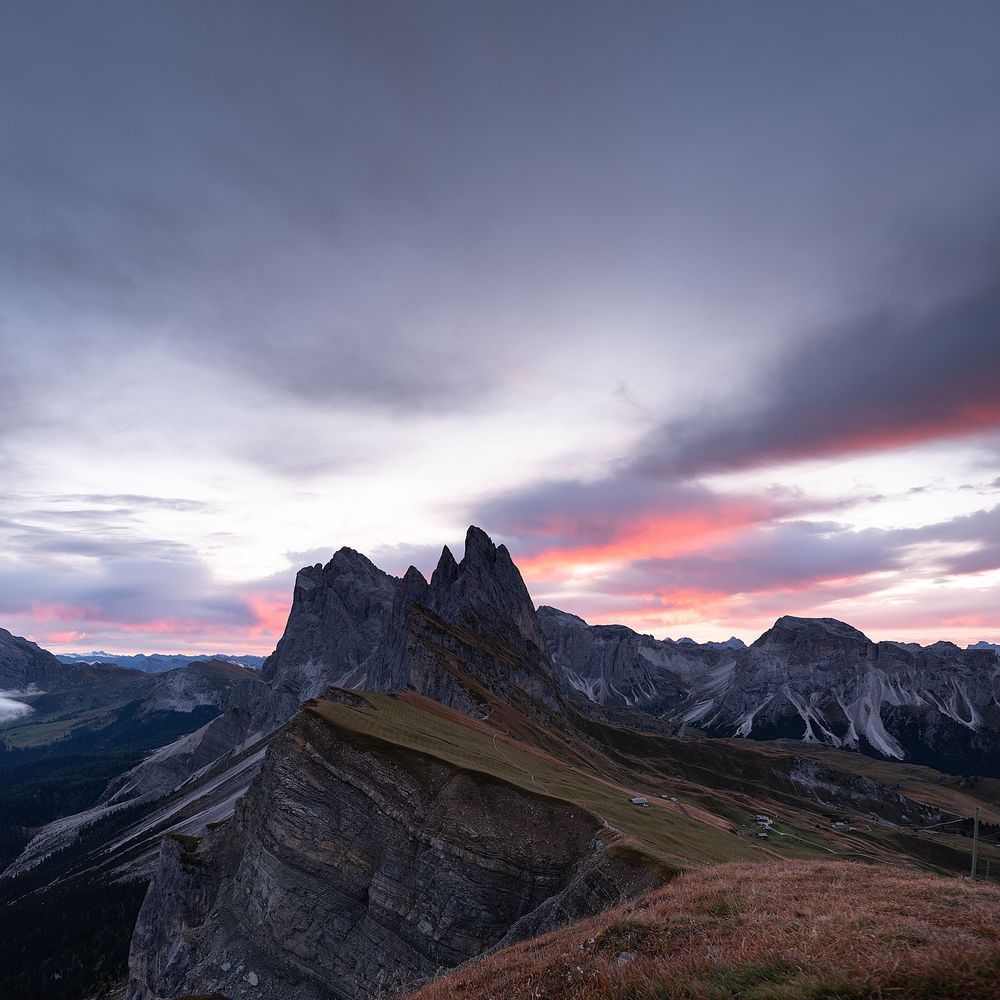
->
[429,543,460,595]
[926,640,962,655]
[0,626,67,690]
[397,564,431,610]
[537,605,589,629]
[432,526,545,651]
[753,615,872,650]
[363,527,566,721]
[263,546,398,697]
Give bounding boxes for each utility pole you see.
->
[971,807,981,880]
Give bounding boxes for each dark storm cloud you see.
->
[633,255,1000,478]
[470,214,1000,570]
[6,0,1000,434]
[0,2,507,414]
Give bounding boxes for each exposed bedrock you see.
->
[128,706,658,1000]
[539,609,1000,775]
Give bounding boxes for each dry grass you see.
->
[409,860,1000,999]
[309,692,770,872]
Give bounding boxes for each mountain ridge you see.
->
[3,527,999,1000]
[538,606,1000,775]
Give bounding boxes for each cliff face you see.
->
[262,547,398,699]
[367,529,568,724]
[128,704,657,1000]
[0,626,68,690]
[538,606,700,713]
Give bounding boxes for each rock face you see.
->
[0,627,67,690]
[263,547,398,699]
[128,705,656,1000]
[4,526,574,885]
[539,611,1000,775]
[538,606,703,714]
[367,529,567,722]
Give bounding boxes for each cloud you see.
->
[623,519,904,597]
[0,497,299,652]
[633,268,1000,478]
[521,503,1000,643]
[476,475,813,578]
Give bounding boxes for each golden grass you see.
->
[409,859,1000,999]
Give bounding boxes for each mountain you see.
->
[263,546,398,697]
[1,657,261,762]
[0,648,263,878]
[56,651,266,672]
[0,627,66,691]
[539,609,1000,776]
[5,527,999,1000]
[120,528,999,1000]
[968,640,1000,653]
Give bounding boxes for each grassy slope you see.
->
[409,860,1000,1000]
[313,692,761,873]
[784,741,1000,821]
[309,691,998,879]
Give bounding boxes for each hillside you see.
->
[410,860,1000,1000]
[127,686,1000,999]
[0,654,262,873]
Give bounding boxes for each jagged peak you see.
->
[420,526,545,651]
[430,544,460,594]
[397,565,430,610]
[461,524,500,570]
[324,546,385,575]
[293,546,394,597]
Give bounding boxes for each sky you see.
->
[1,1,999,654]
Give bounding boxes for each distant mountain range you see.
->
[539,607,1000,776]
[55,651,265,672]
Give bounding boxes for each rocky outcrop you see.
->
[128,705,658,1000]
[262,547,398,699]
[0,626,67,690]
[368,529,568,723]
[538,605,702,713]
[539,611,1000,776]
